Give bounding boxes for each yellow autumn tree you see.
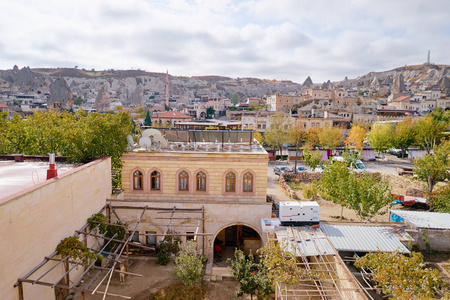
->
[346,125,366,150]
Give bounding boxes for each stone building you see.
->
[113,130,271,270]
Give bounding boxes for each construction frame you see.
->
[271,226,370,300]
[15,204,207,300]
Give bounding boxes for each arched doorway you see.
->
[213,224,261,263]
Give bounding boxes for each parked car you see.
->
[313,165,326,172]
[295,166,308,173]
[273,166,292,175]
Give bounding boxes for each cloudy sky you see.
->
[1,0,449,83]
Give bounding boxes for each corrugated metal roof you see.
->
[391,210,450,229]
[321,224,410,253]
[276,226,336,256]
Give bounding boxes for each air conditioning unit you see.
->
[279,201,320,226]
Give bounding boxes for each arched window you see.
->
[179,171,189,191]
[133,170,143,190]
[151,171,160,190]
[226,172,236,192]
[243,172,253,192]
[196,172,206,191]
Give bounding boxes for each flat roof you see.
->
[276,226,336,256]
[321,224,410,253]
[391,210,450,229]
[0,161,77,202]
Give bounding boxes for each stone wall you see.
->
[280,172,324,200]
[0,158,111,300]
[121,151,268,202]
[406,227,450,252]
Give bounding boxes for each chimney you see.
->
[46,153,58,180]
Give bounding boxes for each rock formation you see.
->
[95,86,110,112]
[47,77,74,110]
[302,76,313,89]
[392,74,405,93]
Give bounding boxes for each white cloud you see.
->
[0,0,449,83]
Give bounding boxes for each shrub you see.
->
[157,251,171,266]
[173,241,204,286]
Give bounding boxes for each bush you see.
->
[157,251,171,266]
[302,182,318,200]
[173,241,204,286]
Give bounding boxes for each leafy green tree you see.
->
[392,117,416,158]
[318,125,342,149]
[430,185,450,213]
[231,92,239,105]
[415,113,448,154]
[302,149,323,171]
[257,240,304,289]
[174,241,204,287]
[228,249,273,299]
[206,106,215,119]
[367,122,394,157]
[355,251,442,300]
[144,110,152,126]
[288,120,306,173]
[319,162,392,221]
[264,114,290,160]
[414,141,450,197]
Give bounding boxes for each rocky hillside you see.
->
[336,64,449,88]
[0,66,302,106]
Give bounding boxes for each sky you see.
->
[1,0,449,83]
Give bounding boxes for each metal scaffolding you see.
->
[15,204,207,300]
[273,226,369,300]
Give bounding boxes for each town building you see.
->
[114,129,271,269]
[152,111,193,127]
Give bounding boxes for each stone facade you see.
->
[116,146,272,264]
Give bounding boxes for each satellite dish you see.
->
[126,135,134,148]
[142,129,162,138]
[139,137,152,149]
[152,134,169,147]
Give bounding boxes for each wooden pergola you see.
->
[15,204,208,300]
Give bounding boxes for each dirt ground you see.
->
[73,256,248,300]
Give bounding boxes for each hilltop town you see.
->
[0,64,449,127]
[1,62,450,300]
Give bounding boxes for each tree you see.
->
[355,251,442,300]
[206,106,215,119]
[319,162,392,221]
[392,117,416,158]
[232,92,239,105]
[414,141,450,197]
[318,125,342,149]
[288,120,306,173]
[304,127,321,149]
[346,125,366,150]
[257,240,305,289]
[254,131,264,145]
[367,122,394,157]
[415,113,448,154]
[302,149,323,171]
[228,249,273,299]
[430,185,450,213]
[174,241,204,287]
[144,110,152,127]
[264,114,290,160]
